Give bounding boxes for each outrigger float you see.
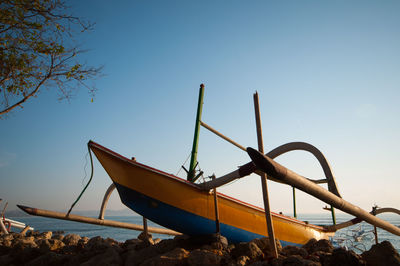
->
[18,84,400,254]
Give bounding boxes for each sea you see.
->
[11,213,400,254]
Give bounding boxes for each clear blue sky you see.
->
[1,1,400,218]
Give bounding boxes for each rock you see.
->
[153,238,178,254]
[77,236,89,249]
[0,233,14,242]
[303,239,333,254]
[137,231,155,247]
[11,247,42,265]
[282,254,320,265]
[249,260,269,266]
[123,238,143,250]
[188,249,222,265]
[36,239,65,252]
[63,233,81,246]
[302,239,317,253]
[231,242,264,261]
[38,231,52,239]
[266,256,283,266]
[124,245,159,265]
[138,231,153,241]
[141,247,189,266]
[85,236,120,251]
[1,240,12,247]
[321,248,365,266]
[81,247,121,266]
[0,254,13,265]
[251,237,282,258]
[25,251,64,266]
[12,237,38,250]
[27,231,40,237]
[362,240,400,266]
[236,255,251,265]
[281,245,308,258]
[51,234,64,241]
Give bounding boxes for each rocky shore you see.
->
[1,230,399,265]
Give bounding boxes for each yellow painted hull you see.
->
[89,141,335,245]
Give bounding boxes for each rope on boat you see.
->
[176,152,191,176]
[66,143,94,216]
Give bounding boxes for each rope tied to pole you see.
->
[66,142,94,216]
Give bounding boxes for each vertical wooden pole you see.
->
[253,92,278,258]
[372,206,378,244]
[212,175,221,233]
[292,187,297,218]
[143,217,149,237]
[330,206,336,225]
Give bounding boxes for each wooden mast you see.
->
[188,84,205,182]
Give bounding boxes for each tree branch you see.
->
[0,55,53,116]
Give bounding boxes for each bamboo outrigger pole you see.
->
[17,205,181,236]
[246,148,400,237]
[253,92,278,258]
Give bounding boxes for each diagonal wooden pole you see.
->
[253,91,278,258]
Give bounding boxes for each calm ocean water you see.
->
[11,213,400,254]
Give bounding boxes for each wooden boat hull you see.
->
[89,141,334,245]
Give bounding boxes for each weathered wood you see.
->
[0,219,8,234]
[253,92,278,259]
[143,217,149,237]
[98,183,116,220]
[18,205,181,236]
[212,175,220,233]
[327,207,400,231]
[247,147,400,237]
[200,121,246,151]
[20,226,31,235]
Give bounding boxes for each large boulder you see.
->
[231,241,264,261]
[85,236,120,251]
[124,245,160,265]
[153,239,178,254]
[303,239,333,254]
[25,252,64,266]
[140,247,189,266]
[281,245,308,258]
[37,231,52,240]
[187,249,222,265]
[281,254,320,266]
[12,237,38,250]
[63,234,81,246]
[251,237,282,256]
[51,234,64,241]
[36,239,65,252]
[80,247,121,266]
[362,241,400,266]
[330,248,365,266]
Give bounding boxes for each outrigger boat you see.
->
[88,140,333,245]
[18,84,400,248]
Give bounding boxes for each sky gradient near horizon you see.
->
[1,1,400,219]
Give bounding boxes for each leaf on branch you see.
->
[0,0,102,117]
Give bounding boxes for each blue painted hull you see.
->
[115,182,297,246]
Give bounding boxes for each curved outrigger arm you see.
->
[246,147,400,237]
[198,141,341,198]
[326,207,400,231]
